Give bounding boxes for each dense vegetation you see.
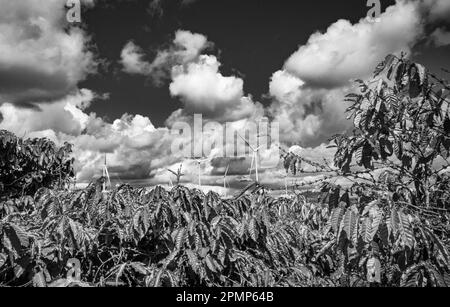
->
[0,130,74,199]
[0,55,449,287]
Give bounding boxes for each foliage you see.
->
[0,180,448,287]
[0,130,75,200]
[333,54,450,208]
[1,55,449,287]
[0,183,324,287]
[280,54,450,286]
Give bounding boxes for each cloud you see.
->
[284,1,422,88]
[171,30,212,63]
[70,112,182,181]
[269,70,305,105]
[3,0,448,190]
[0,89,101,137]
[120,30,261,122]
[430,27,450,47]
[268,72,353,147]
[150,159,215,187]
[121,0,450,186]
[150,143,336,194]
[120,41,152,75]
[169,55,263,122]
[420,0,450,21]
[267,0,450,149]
[0,89,183,182]
[0,4,264,187]
[120,30,212,85]
[1,20,265,184]
[0,0,97,106]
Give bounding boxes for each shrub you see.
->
[0,55,449,287]
[0,130,75,201]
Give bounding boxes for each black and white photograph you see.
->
[0,0,450,293]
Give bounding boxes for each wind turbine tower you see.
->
[102,153,111,193]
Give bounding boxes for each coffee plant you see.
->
[0,55,449,287]
[0,130,75,200]
[282,54,450,286]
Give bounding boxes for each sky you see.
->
[0,0,449,193]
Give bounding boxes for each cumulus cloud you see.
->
[98,0,450,186]
[120,30,212,85]
[4,0,449,190]
[268,72,353,147]
[121,30,262,123]
[0,0,97,106]
[170,30,212,63]
[68,112,182,181]
[169,55,262,122]
[269,70,305,105]
[0,20,265,185]
[284,1,422,88]
[120,42,151,75]
[267,0,449,149]
[0,89,100,137]
[0,88,183,182]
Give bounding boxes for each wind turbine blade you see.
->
[167,169,177,176]
[104,166,111,188]
[254,151,259,182]
[249,154,254,177]
[237,132,254,151]
[224,164,230,177]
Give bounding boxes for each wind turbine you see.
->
[167,164,185,185]
[284,172,289,197]
[102,153,111,193]
[237,133,263,183]
[193,157,210,187]
[72,177,77,191]
[223,164,230,195]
